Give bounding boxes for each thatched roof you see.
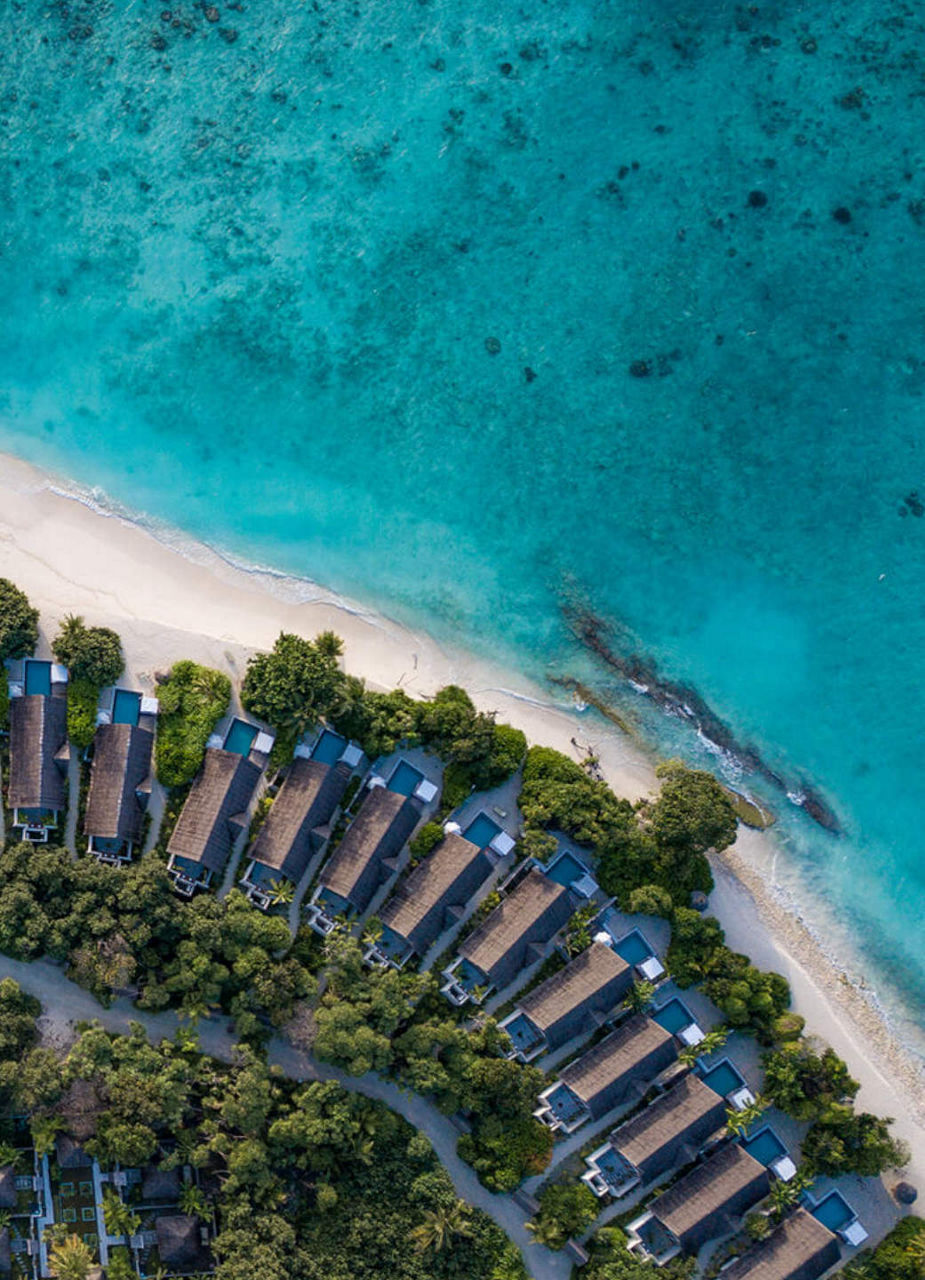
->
[722,1208,841,1280]
[381,833,494,957]
[0,1167,16,1210]
[652,1142,770,1252]
[319,786,420,915]
[8,694,68,812]
[141,1164,181,1203]
[559,1014,677,1119]
[517,941,632,1052]
[460,869,573,990]
[168,748,262,874]
[55,1134,93,1169]
[611,1073,727,1184]
[250,757,351,882]
[85,722,154,843]
[58,1078,107,1142]
[155,1214,201,1269]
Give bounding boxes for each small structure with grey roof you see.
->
[167,748,263,895]
[240,756,352,908]
[582,1072,727,1197]
[499,940,632,1062]
[367,832,495,968]
[534,1013,677,1134]
[85,718,155,863]
[627,1141,771,1264]
[721,1208,841,1280]
[441,867,574,1006]
[305,781,421,933]
[7,663,69,842]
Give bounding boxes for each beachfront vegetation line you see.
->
[155,660,231,787]
[0,577,39,662]
[52,614,125,751]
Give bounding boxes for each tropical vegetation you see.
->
[155,660,231,787]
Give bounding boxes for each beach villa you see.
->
[366,831,495,968]
[582,1072,728,1198]
[498,939,632,1063]
[720,1207,842,1280]
[534,1013,677,1134]
[85,689,157,864]
[304,780,422,933]
[166,743,265,896]
[441,867,574,1006]
[626,1142,771,1264]
[240,754,353,908]
[5,658,69,842]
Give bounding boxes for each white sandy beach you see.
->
[0,450,922,1187]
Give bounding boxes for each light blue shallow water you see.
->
[1,2,923,1047]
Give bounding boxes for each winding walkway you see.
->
[0,954,570,1280]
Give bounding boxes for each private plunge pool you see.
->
[614,929,654,966]
[112,689,141,725]
[811,1191,855,1233]
[388,760,425,796]
[224,718,257,756]
[312,729,346,765]
[652,998,695,1036]
[463,812,503,849]
[545,850,590,886]
[699,1059,745,1099]
[742,1126,788,1167]
[24,660,52,697]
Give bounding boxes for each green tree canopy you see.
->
[52,614,124,686]
[241,631,347,742]
[0,578,39,661]
[802,1109,910,1177]
[762,1040,859,1121]
[155,660,231,787]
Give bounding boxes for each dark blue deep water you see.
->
[1,1,923,1047]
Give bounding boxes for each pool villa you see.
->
[611,927,666,983]
[651,997,705,1048]
[544,848,599,898]
[454,810,517,856]
[806,1189,869,1246]
[6,658,69,842]
[740,1125,798,1182]
[167,749,264,895]
[499,940,632,1062]
[582,1073,727,1199]
[207,716,275,759]
[697,1058,757,1112]
[305,781,422,934]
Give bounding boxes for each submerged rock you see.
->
[747,190,768,208]
[833,206,852,224]
[484,336,501,355]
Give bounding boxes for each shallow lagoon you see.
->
[1,1,923,1047]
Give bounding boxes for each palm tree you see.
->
[31,1116,64,1160]
[101,1189,140,1239]
[268,878,295,907]
[48,1233,94,1280]
[725,1096,768,1139]
[0,1143,19,1169]
[678,1028,729,1070]
[622,979,656,1016]
[410,1201,473,1254]
[178,1183,211,1222]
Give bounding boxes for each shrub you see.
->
[762,1041,858,1121]
[0,578,39,661]
[802,1109,910,1177]
[627,883,674,918]
[241,631,346,739]
[67,677,99,751]
[438,761,475,815]
[155,661,231,788]
[409,822,444,862]
[843,1215,925,1280]
[332,683,420,759]
[528,1182,598,1249]
[665,907,726,987]
[520,746,636,846]
[52,615,123,686]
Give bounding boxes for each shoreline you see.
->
[0,449,922,1185]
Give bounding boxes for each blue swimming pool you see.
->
[224,718,257,756]
[546,851,589,886]
[614,930,653,966]
[653,998,694,1036]
[24,660,51,697]
[811,1192,854,1232]
[388,760,424,796]
[700,1059,745,1098]
[742,1127,787,1166]
[463,812,502,848]
[112,689,141,725]
[312,729,346,765]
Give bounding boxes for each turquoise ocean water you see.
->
[1,2,923,1050]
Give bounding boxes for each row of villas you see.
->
[0,1126,210,1280]
[1,660,888,1279]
